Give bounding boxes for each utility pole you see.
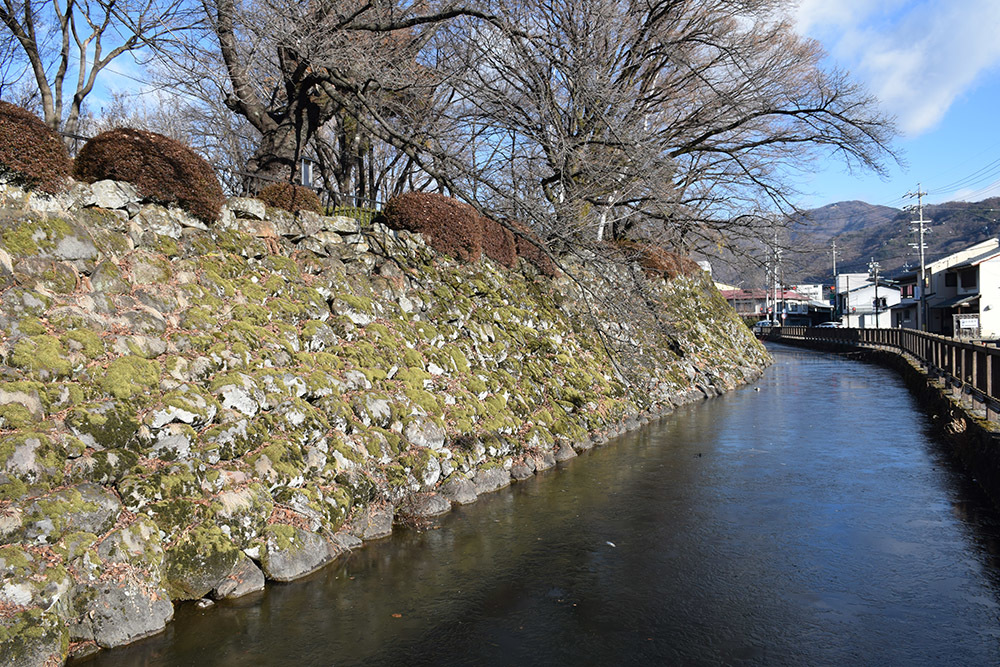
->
[905,184,929,331]
[832,240,839,320]
[773,230,781,324]
[869,257,881,328]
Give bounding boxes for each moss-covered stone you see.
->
[0,607,69,667]
[66,402,139,450]
[9,334,73,379]
[0,432,64,499]
[0,215,74,256]
[99,356,161,399]
[163,524,242,600]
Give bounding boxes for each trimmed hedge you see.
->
[0,102,71,194]
[74,128,224,223]
[381,192,483,263]
[257,182,323,214]
[511,221,558,277]
[481,217,518,269]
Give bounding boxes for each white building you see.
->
[840,281,901,329]
[836,273,870,295]
[930,240,1000,338]
[886,238,1000,338]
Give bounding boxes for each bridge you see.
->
[759,325,1000,422]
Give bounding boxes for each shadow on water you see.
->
[77,344,1000,666]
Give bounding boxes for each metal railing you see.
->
[762,325,1000,420]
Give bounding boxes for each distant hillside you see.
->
[792,200,900,242]
[784,197,1000,283]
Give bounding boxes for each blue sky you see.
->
[793,0,1000,210]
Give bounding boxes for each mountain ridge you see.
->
[785,197,1000,283]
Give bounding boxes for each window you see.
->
[960,267,977,288]
[945,273,957,287]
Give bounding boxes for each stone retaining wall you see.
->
[0,180,769,665]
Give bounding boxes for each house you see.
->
[836,273,871,296]
[930,241,1000,338]
[720,288,819,325]
[839,280,901,328]
[890,270,919,330]
[892,238,1000,338]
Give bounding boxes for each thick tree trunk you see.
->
[245,120,307,192]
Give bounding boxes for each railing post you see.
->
[972,348,978,409]
[988,352,994,421]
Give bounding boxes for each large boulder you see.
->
[71,579,173,648]
[211,555,265,600]
[398,492,451,518]
[473,467,511,495]
[348,506,394,541]
[259,524,336,582]
[439,476,477,505]
[163,525,243,600]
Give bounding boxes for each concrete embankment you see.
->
[0,181,769,665]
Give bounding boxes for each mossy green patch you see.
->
[99,356,161,399]
[231,303,270,326]
[16,316,46,336]
[403,386,442,415]
[0,403,35,428]
[10,335,72,379]
[63,329,104,359]
[0,215,73,256]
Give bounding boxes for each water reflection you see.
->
[77,344,1000,666]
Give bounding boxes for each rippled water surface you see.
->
[81,345,1000,665]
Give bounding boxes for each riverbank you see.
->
[72,345,1000,666]
[766,337,1000,509]
[0,183,769,665]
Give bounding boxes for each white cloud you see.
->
[796,0,1000,136]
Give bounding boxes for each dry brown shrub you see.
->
[257,182,323,214]
[74,128,224,223]
[510,221,558,277]
[0,102,71,194]
[480,217,518,268]
[381,192,483,262]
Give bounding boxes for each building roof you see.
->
[720,288,810,302]
[930,293,979,309]
[843,280,899,294]
[927,237,1000,273]
[950,246,1000,271]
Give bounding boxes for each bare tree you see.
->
[0,0,194,137]
[436,0,896,253]
[155,0,492,196]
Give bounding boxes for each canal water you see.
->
[81,344,1000,665]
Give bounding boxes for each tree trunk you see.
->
[245,122,305,192]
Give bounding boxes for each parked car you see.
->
[752,319,780,333]
[815,321,842,328]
